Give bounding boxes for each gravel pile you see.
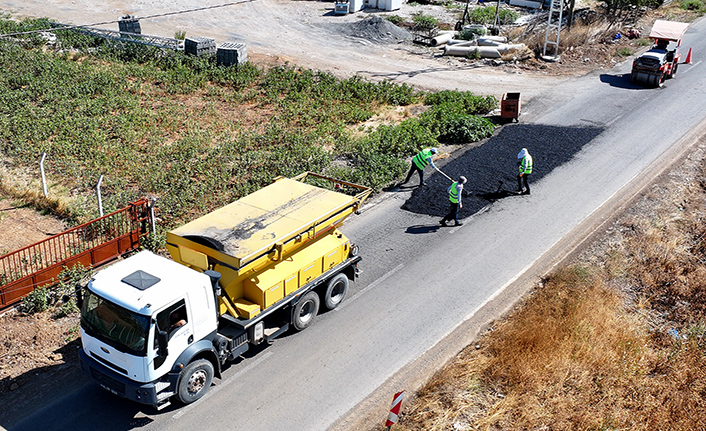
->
[401,124,605,219]
[336,16,412,43]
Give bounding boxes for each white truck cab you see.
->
[79,251,219,407]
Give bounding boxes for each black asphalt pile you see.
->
[400,124,604,219]
[335,16,412,43]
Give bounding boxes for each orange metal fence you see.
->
[0,199,151,308]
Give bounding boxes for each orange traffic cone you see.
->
[685,47,693,64]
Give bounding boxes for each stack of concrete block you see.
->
[118,15,141,34]
[217,42,248,66]
[184,37,217,56]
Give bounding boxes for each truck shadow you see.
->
[401,123,604,219]
[1,341,156,431]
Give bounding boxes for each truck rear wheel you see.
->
[323,273,349,310]
[177,359,214,404]
[293,291,319,331]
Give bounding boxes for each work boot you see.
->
[522,190,530,195]
[454,221,463,226]
[440,219,447,226]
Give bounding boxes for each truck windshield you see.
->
[80,288,150,356]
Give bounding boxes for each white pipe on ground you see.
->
[478,36,508,46]
[447,39,477,46]
[431,32,455,47]
[444,45,502,58]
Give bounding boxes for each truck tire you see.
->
[293,291,319,331]
[177,359,214,404]
[323,273,349,310]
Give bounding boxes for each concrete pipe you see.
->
[443,45,502,58]
[477,36,508,46]
[447,39,477,47]
[431,32,455,47]
[495,43,527,54]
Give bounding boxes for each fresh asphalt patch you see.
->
[400,124,605,219]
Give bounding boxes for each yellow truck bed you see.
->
[167,173,370,273]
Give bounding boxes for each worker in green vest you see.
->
[517,148,533,195]
[440,176,467,227]
[401,148,439,187]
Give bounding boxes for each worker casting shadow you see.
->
[599,73,648,90]
[476,181,520,203]
[401,123,604,219]
[405,224,442,234]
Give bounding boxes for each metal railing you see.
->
[0,199,151,308]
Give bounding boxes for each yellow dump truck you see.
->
[78,173,371,409]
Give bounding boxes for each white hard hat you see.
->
[459,176,467,184]
[517,148,528,159]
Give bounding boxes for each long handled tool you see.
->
[437,168,454,182]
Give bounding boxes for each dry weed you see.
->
[381,140,706,430]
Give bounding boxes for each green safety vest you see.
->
[449,182,460,203]
[519,154,533,175]
[412,148,433,170]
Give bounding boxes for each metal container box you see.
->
[184,37,216,56]
[217,42,248,66]
[501,92,521,122]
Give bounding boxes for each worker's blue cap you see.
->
[430,148,438,154]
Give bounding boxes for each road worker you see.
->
[440,176,467,227]
[401,147,439,187]
[517,148,533,195]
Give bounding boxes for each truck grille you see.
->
[90,367,126,396]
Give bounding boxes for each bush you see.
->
[386,15,406,26]
[459,26,486,40]
[19,287,51,314]
[616,47,633,57]
[467,7,518,25]
[438,115,496,143]
[18,263,92,315]
[681,0,706,11]
[424,90,498,115]
[412,12,439,36]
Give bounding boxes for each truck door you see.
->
[151,299,193,374]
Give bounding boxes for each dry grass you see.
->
[377,144,706,429]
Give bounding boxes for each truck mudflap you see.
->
[79,348,169,408]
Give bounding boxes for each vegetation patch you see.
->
[0,17,497,228]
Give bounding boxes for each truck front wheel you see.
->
[293,291,320,331]
[323,273,349,310]
[177,359,214,404]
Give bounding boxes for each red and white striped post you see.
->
[385,390,405,430]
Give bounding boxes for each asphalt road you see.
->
[4,13,706,431]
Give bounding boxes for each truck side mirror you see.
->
[157,330,169,357]
[75,286,83,310]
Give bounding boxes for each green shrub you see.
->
[681,0,705,11]
[438,115,496,143]
[412,12,439,34]
[424,91,498,115]
[467,7,518,25]
[386,15,406,26]
[18,263,92,315]
[616,47,633,57]
[459,26,486,40]
[19,287,51,314]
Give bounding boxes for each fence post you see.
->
[40,153,48,197]
[148,197,157,236]
[96,175,104,217]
